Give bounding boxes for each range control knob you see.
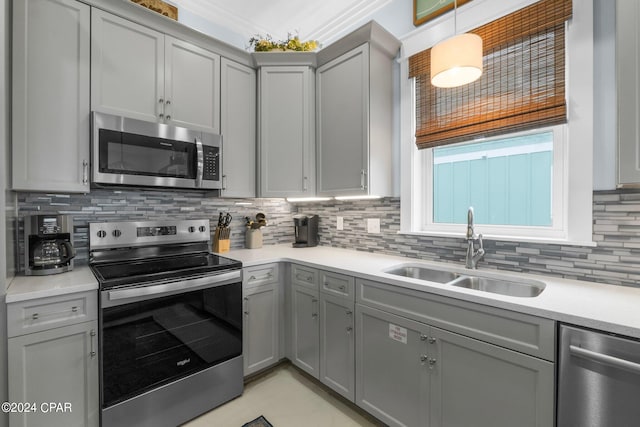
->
[112,229,122,238]
[97,230,106,238]
[199,226,206,232]
[188,226,196,233]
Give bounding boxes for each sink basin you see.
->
[450,276,545,298]
[385,265,459,284]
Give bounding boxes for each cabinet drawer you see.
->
[320,271,354,300]
[244,263,279,288]
[356,279,555,361]
[7,291,97,338]
[291,264,318,289]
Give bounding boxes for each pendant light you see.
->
[430,0,483,88]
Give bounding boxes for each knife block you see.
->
[213,227,230,253]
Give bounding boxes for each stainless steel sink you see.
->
[384,265,459,284]
[450,276,545,298]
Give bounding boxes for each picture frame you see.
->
[414,0,472,27]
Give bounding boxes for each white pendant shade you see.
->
[431,33,483,88]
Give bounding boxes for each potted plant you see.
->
[248,33,319,52]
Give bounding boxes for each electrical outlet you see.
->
[367,218,380,234]
[337,216,344,231]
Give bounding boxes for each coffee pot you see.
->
[24,214,75,275]
[32,239,75,267]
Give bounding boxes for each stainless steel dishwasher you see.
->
[558,324,640,426]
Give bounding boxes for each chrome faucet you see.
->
[465,207,485,269]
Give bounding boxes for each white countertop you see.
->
[225,244,640,339]
[7,245,640,340]
[6,266,99,303]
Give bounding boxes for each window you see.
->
[400,0,594,245]
[419,125,566,240]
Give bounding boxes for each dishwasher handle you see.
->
[569,344,640,375]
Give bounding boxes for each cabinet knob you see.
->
[428,337,436,344]
[346,326,353,333]
[339,285,346,291]
[420,354,428,364]
[166,115,171,121]
[165,100,171,106]
[159,98,164,104]
[420,334,429,341]
[346,310,353,316]
[312,313,318,319]
[428,358,437,369]
[32,313,39,320]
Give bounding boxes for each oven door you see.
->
[99,271,242,410]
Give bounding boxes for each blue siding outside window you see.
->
[433,132,553,226]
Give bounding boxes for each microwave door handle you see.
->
[195,138,204,188]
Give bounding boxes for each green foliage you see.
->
[248,33,319,52]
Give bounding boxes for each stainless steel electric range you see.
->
[89,219,243,427]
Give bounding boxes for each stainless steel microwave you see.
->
[91,112,222,190]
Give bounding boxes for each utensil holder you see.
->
[213,227,230,253]
[245,228,263,249]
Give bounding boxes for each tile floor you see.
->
[183,364,383,427]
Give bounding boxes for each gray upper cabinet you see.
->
[12,0,90,192]
[220,58,256,197]
[91,9,220,132]
[617,0,640,186]
[257,65,315,198]
[316,23,400,197]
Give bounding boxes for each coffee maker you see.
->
[293,215,319,248]
[24,214,75,276]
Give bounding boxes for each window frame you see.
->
[399,0,594,246]
[420,124,567,241]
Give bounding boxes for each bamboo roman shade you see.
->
[409,0,572,149]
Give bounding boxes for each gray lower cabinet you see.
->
[7,290,99,427]
[243,282,279,375]
[290,283,320,377]
[243,263,281,376]
[319,292,355,401]
[356,303,554,427]
[356,304,429,427]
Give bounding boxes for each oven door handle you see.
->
[107,270,241,301]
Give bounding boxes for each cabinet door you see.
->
[317,44,369,196]
[91,9,164,122]
[8,321,99,427]
[12,0,90,192]
[165,36,220,132]
[429,327,554,427]
[320,293,355,401]
[220,58,256,197]
[356,304,430,427]
[243,283,279,376]
[617,0,640,185]
[291,284,319,378]
[259,66,315,197]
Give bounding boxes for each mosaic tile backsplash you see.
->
[16,189,295,267]
[16,188,640,287]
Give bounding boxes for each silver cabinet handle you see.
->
[428,358,437,369]
[159,98,164,104]
[249,272,273,281]
[222,174,227,191]
[420,355,428,364]
[90,329,96,358]
[428,337,436,344]
[346,326,353,333]
[360,169,367,190]
[165,99,171,106]
[569,345,640,374]
[420,334,429,341]
[159,113,164,119]
[346,310,352,316]
[295,274,312,282]
[82,160,88,185]
[32,313,39,320]
[339,285,346,291]
[166,115,171,121]
[303,176,308,191]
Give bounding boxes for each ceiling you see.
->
[171,0,392,47]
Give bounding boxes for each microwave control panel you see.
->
[203,146,219,181]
